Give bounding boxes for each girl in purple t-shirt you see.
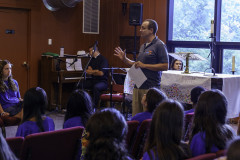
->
[0,60,23,119]
[143,100,191,160]
[16,87,55,137]
[189,90,235,157]
[63,89,93,129]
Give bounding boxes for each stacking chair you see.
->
[6,136,24,158]
[185,153,217,160]
[131,119,152,159]
[20,126,84,160]
[0,116,21,137]
[126,120,139,151]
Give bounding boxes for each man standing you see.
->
[114,19,169,116]
[83,44,109,109]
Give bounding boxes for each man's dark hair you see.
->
[144,19,158,34]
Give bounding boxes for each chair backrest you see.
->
[112,84,124,93]
[131,119,152,159]
[185,153,217,160]
[113,73,126,85]
[6,137,24,158]
[20,126,84,160]
[126,120,139,151]
[0,116,21,137]
[184,112,194,141]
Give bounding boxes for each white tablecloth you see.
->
[161,70,240,118]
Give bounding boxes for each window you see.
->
[221,0,240,42]
[172,0,214,41]
[168,0,240,74]
[175,48,210,72]
[222,49,240,74]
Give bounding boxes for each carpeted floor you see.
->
[2,111,238,138]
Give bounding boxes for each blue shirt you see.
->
[63,116,84,129]
[16,116,55,137]
[131,111,152,126]
[137,37,169,89]
[89,54,109,82]
[0,79,20,110]
[190,132,219,157]
[143,142,191,160]
[184,108,194,115]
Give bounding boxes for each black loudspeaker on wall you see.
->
[129,3,143,26]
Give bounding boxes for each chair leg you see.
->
[1,126,6,138]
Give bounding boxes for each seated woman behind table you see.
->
[170,59,183,71]
[0,60,23,119]
[16,87,55,137]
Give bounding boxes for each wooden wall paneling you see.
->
[0,0,40,9]
[29,4,42,88]
[1,0,168,97]
[155,0,167,42]
[109,0,119,68]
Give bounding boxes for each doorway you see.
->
[0,7,29,96]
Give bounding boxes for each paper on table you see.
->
[66,58,83,71]
[74,58,83,71]
[128,64,147,88]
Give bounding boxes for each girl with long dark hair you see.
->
[0,60,23,119]
[143,100,191,160]
[190,89,235,157]
[16,87,55,137]
[131,87,167,125]
[63,89,93,128]
[85,108,131,160]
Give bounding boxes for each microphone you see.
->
[69,57,78,67]
[93,40,98,53]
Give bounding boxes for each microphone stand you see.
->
[102,67,124,108]
[204,33,216,76]
[76,55,93,90]
[47,57,64,115]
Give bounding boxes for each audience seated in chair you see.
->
[79,43,109,109]
[0,132,18,160]
[0,60,23,137]
[84,108,132,160]
[16,87,55,137]
[63,89,93,129]
[184,86,206,115]
[189,89,235,157]
[0,60,23,119]
[131,87,167,126]
[143,100,191,160]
